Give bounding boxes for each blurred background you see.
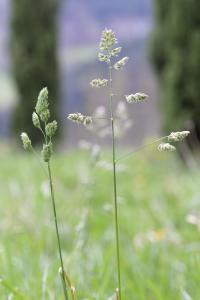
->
[1,0,199,150]
[0,0,195,150]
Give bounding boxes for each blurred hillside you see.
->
[60,0,152,46]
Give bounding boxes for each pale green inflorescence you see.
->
[21,132,32,151]
[67,113,92,126]
[32,112,41,129]
[21,87,58,163]
[66,29,192,299]
[114,57,129,70]
[90,78,108,88]
[110,47,122,57]
[35,87,50,123]
[168,131,190,142]
[158,143,176,152]
[42,142,52,162]
[45,120,58,138]
[99,28,117,51]
[98,53,110,63]
[125,93,149,103]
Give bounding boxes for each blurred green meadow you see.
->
[0,149,200,300]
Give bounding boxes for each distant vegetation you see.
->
[151,0,200,145]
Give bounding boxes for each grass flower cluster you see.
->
[21,88,70,300]
[67,28,190,300]
[19,29,190,300]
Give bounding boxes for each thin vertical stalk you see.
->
[108,60,122,300]
[47,162,69,300]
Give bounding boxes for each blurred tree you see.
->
[151,0,200,143]
[11,0,59,143]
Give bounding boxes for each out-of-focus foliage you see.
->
[151,0,200,143]
[11,0,59,144]
[0,151,200,299]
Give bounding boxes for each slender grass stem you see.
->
[47,162,69,300]
[116,136,168,162]
[108,60,122,300]
[31,147,48,177]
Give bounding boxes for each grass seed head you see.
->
[114,57,129,70]
[158,143,176,152]
[32,112,41,129]
[21,132,32,151]
[45,120,58,138]
[168,131,190,142]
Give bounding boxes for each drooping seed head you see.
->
[99,28,117,51]
[90,78,108,88]
[168,131,190,142]
[45,120,58,138]
[21,132,32,151]
[125,93,148,103]
[32,112,41,129]
[114,57,129,70]
[158,143,176,152]
[41,142,52,162]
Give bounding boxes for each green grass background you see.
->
[0,149,200,299]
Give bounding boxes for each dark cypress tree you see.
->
[11,0,59,143]
[151,0,200,143]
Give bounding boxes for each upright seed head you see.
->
[168,131,190,142]
[35,87,49,115]
[32,112,41,129]
[45,120,58,138]
[99,28,117,51]
[40,109,50,123]
[41,142,52,162]
[35,87,50,122]
[21,132,32,151]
